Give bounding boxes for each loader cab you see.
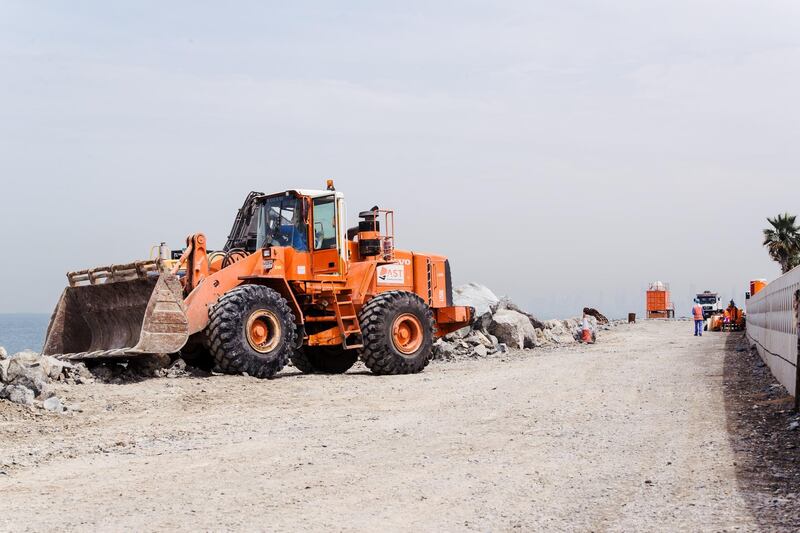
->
[256,189,347,277]
[255,193,309,252]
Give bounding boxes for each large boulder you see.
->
[6,357,45,386]
[1,384,35,406]
[453,283,500,316]
[489,309,537,349]
[543,319,578,344]
[11,350,42,366]
[40,356,66,381]
[492,298,546,330]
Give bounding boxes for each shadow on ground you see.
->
[723,332,800,530]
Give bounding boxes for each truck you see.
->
[695,291,722,319]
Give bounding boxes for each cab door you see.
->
[311,195,342,275]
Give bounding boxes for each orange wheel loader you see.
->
[42,181,474,378]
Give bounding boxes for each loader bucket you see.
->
[42,265,189,361]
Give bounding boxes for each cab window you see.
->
[312,196,337,250]
[256,195,308,251]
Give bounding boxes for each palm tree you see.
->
[763,213,800,273]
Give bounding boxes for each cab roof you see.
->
[258,189,344,200]
[291,189,344,199]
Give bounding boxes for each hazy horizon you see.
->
[1,1,797,320]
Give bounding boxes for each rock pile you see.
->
[77,356,198,384]
[0,348,93,411]
[433,284,616,361]
[0,346,200,410]
[583,307,609,325]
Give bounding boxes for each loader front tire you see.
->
[291,346,358,374]
[207,284,296,379]
[358,291,435,375]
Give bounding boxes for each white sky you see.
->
[1,1,798,318]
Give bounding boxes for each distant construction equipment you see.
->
[646,281,674,319]
[709,300,745,332]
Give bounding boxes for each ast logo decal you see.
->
[377,264,405,285]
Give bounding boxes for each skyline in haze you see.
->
[1,1,798,319]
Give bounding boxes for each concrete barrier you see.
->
[746,267,800,395]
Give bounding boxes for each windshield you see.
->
[697,296,716,305]
[256,195,308,251]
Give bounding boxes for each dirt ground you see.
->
[0,321,794,531]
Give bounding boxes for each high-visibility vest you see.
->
[692,305,704,320]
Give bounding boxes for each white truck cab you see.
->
[696,291,722,319]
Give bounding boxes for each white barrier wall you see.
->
[746,267,800,395]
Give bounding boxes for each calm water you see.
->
[0,314,49,354]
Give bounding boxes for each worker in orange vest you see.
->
[580,311,595,344]
[692,299,705,336]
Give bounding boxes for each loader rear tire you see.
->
[206,284,296,379]
[289,348,316,374]
[291,346,358,374]
[358,291,435,375]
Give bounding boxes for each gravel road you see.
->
[0,321,770,531]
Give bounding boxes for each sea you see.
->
[0,314,50,354]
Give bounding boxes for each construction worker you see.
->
[280,208,308,251]
[580,311,595,344]
[692,299,704,336]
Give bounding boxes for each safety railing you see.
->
[746,266,800,396]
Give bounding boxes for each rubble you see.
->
[85,355,205,384]
[432,284,620,361]
[0,347,93,411]
[0,342,206,410]
[155,358,191,379]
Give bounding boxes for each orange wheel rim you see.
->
[392,313,423,355]
[245,310,281,353]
